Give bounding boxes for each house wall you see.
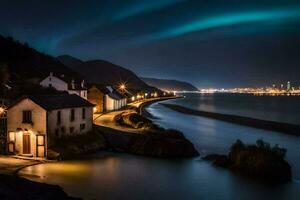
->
[47,106,93,142]
[105,95,115,111]
[105,95,127,111]
[7,99,47,157]
[87,86,105,113]
[40,75,68,91]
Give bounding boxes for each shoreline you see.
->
[138,96,181,118]
[161,103,300,136]
[94,96,198,158]
[0,156,78,199]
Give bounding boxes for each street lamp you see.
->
[119,83,126,91]
[0,105,6,116]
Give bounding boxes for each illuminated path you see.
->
[93,97,177,133]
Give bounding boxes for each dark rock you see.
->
[204,140,292,184]
[98,126,199,158]
[0,174,80,200]
[203,154,231,168]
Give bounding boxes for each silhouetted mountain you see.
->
[65,58,149,90]
[56,55,83,69]
[0,35,81,82]
[142,77,199,91]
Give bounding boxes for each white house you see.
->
[87,85,127,112]
[40,72,87,99]
[7,94,94,158]
[102,86,127,111]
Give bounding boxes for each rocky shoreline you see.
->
[98,125,199,158]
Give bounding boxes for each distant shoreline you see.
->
[161,103,300,136]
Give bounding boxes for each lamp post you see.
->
[119,84,126,91]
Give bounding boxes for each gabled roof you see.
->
[9,94,94,110]
[108,89,126,100]
[41,73,87,90]
[90,84,126,100]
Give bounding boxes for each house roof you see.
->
[9,94,94,110]
[90,84,126,100]
[41,73,87,90]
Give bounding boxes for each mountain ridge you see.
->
[141,77,199,91]
[57,55,150,90]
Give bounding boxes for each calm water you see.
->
[20,94,300,200]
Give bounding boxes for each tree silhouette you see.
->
[0,64,10,87]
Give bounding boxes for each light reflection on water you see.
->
[20,94,300,200]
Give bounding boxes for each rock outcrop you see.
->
[203,139,292,184]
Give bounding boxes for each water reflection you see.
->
[19,96,300,200]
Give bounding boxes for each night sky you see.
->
[1,0,300,88]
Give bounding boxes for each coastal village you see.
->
[1,70,172,159]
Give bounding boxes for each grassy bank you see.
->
[161,103,300,136]
[111,111,199,157]
[48,127,107,160]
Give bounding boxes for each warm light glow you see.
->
[93,107,97,113]
[0,106,6,115]
[37,135,44,145]
[131,96,135,101]
[9,132,15,142]
[119,83,126,91]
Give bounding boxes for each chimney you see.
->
[71,79,75,89]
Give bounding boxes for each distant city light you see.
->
[197,81,299,96]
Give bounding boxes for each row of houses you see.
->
[40,72,127,112]
[5,72,131,158]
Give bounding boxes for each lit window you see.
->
[8,132,15,142]
[37,135,44,145]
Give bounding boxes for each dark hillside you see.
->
[0,35,80,82]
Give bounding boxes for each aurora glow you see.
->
[1,0,300,87]
[141,7,300,42]
[114,0,185,20]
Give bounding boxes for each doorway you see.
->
[23,134,30,154]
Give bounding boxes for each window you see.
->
[70,127,74,133]
[49,83,52,88]
[57,111,61,124]
[37,135,45,145]
[82,108,86,119]
[61,127,65,133]
[22,111,32,123]
[55,129,59,137]
[8,132,15,142]
[70,109,75,122]
[80,123,85,130]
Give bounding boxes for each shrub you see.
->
[228,139,291,183]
